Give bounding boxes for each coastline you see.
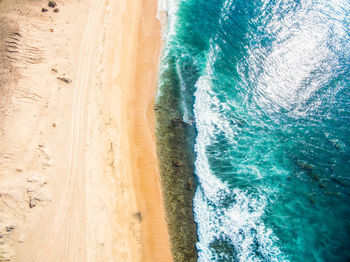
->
[132,1,174,260]
[0,0,172,261]
[99,0,173,260]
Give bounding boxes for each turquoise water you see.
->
[158,0,350,261]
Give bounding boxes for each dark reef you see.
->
[155,55,198,262]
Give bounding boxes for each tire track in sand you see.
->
[37,1,107,261]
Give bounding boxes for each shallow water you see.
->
[158,0,350,261]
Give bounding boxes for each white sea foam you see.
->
[193,73,287,260]
[156,0,181,101]
[194,188,287,262]
[157,0,181,43]
[191,0,290,260]
[193,34,286,262]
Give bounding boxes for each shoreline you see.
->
[132,3,174,261]
[99,0,172,259]
[111,0,174,259]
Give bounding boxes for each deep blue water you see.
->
[158,0,350,261]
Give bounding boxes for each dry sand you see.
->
[0,0,171,261]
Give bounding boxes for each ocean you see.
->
[156,0,350,261]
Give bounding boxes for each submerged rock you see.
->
[331,177,349,187]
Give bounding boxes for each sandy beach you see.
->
[0,0,171,261]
